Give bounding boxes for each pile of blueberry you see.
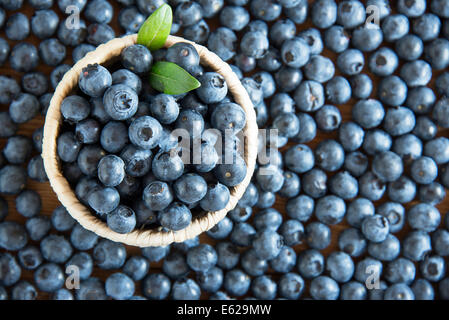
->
[2,0,449,301]
[56,41,246,234]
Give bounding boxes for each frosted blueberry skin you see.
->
[103,84,139,121]
[79,64,112,98]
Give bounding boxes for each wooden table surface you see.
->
[1,0,448,299]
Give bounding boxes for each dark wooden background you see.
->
[0,0,448,299]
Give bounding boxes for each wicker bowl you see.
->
[42,34,258,247]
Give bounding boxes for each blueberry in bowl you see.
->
[42,4,257,247]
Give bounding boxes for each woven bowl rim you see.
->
[42,34,258,247]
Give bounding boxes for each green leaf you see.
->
[149,61,201,95]
[137,4,172,51]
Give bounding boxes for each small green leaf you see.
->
[149,61,201,95]
[137,4,172,51]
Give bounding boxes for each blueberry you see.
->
[352,25,383,52]
[61,95,90,123]
[436,72,449,97]
[218,6,249,32]
[281,37,310,68]
[79,64,112,98]
[378,75,408,107]
[384,257,416,285]
[388,175,417,204]
[0,76,20,105]
[310,276,340,300]
[107,205,136,234]
[105,273,135,300]
[0,252,21,286]
[338,228,367,257]
[403,231,432,262]
[250,0,282,22]
[142,273,171,300]
[50,64,71,89]
[397,0,426,17]
[31,10,59,39]
[174,1,203,27]
[286,195,314,222]
[324,25,350,53]
[51,206,75,232]
[29,0,54,9]
[57,18,87,47]
[0,165,27,195]
[88,187,120,215]
[426,38,449,70]
[158,202,192,231]
[198,0,223,17]
[274,66,303,93]
[98,155,125,187]
[214,154,247,187]
[222,269,250,296]
[93,239,126,270]
[86,23,115,46]
[21,72,48,97]
[305,222,331,250]
[257,47,282,72]
[10,281,38,300]
[100,121,129,153]
[297,249,324,279]
[72,43,95,63]
[381,14,409,42]
[326,251,355,283]
[103,84,139,121]
[76,278,107,300]
[368,234,401,261]
[18,246,42,271]
[84,0,113,24]
[419,182,446,205]
[337,0,365,29]
[410,156,438,185]
[412,279,434,300]
[354,257,383,284]
[3,136,33,164]
[75,119,101,145]
[9,93,40,124]
[278,273,304,300]
[361,214,390,243]
[230,222,256,247]
[368,47,398,77]
[152,150,184,182]
[301,168,327,198]
[172,278,201,300]
[16,190,41,218]
[34,263,64,293]
[0,112,17,138]
[207,27,237,62]
[294,80,324,112]
[40,235,73,264]
[384,284,415,300]
[215,242,239,271]
[10,43,39,72]
[6,13,30,41]
[311,0,337,29]
[400,60,432,87]
[377,202,405,233]
[420,256,446,282]
[433,98,449,128]
[337,49,364,76]
[269,19,296,49]
[284,0,308,23]
[395,34,423,62]
[325,76,351,105]
[431,0,449,18]
[77,145,107,176]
